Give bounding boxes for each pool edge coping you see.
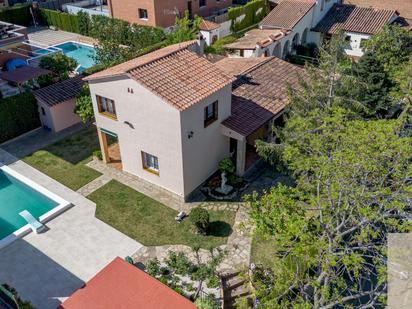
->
[0,165,72,250]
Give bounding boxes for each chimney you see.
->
[196,34,206,56]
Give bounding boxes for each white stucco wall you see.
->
[89,76,186,198]
[344,31,370,57]
[311,0,339,28]
[180,84,232,197]
[38,99,81,133]
[89,76,233,199]
[200,28,220,46]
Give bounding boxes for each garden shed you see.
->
[33,76,84,133]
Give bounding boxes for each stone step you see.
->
[223,276,246,290]
[227,284,250,299]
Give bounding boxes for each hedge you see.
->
[39,9,81,34]
[0,93,41,144]
[0,4,32,26]
[228,0,268,32]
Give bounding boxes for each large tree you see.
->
[248,109,411,308]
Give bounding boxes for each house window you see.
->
[97,95,117,119]
[41,107,46,116]
[139,8,148,19]
[199,0,206,8]
[142,152,159,174]
[204,101,218,127]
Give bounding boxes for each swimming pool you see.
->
[32,41,96,72]
[0,166,71,249]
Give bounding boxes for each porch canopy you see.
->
[0,66,51,84]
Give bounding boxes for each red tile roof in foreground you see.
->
[313,4,398,35]
[260,0,316,29]
[86,41,234,111]
[217,57,303,137]
[60,257,197,309]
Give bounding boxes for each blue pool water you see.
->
[0,170,57,239]
[34,42,96,72]
[55,42,96,71]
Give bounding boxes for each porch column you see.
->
[236,139,247,176]
[97,128,110,163]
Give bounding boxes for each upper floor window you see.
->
[139,8,148,20]
[97,95,117,119]
[204,101,218,127]
[199,0,206,8]
[320,0,324,11]
[142,151,159,175]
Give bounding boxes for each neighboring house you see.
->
[312,4,399,57]
[60,257,197,309]
[33,76,84,133]
[63,0,110,17]
[107,0,233,29]
[199,19,223,46]
[85,39,303,201]
[0,21,28,67]
[225,0,339,58]
[344,0,412,27]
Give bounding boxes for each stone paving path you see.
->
[76,174,112,196]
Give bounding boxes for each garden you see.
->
[88,180,236,248]
[23,126,102,190]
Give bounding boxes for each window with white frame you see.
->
[142,151,159,174]
[199,0,206,8]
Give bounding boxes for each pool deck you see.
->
[27,27,97,47]
[0,149,142,309]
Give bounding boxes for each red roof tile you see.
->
[200,19,220,31]
[86,41,234,111]
[260,0,316,29]
[344,0,412,24]
[219,57,303,136]
[313,4,398,34]
[60,257,197,309]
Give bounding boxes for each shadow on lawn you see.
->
[208,221,233,237]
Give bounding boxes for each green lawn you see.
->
[251,234,276,268]
[88,180,236,248]
[23,127,102,190]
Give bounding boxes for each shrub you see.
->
[0,4,32,26]
[93,150,102,160]
[228,0,267,32]
[39,53,77,80]
[39,9,80,33]
[218,157,235,174]
[190,207,210,235]
[165,251,194,275]
[146,258,161,277]
[206,275,220,288]
[195,297,220,309]
[0,93,40,144]
[205,35,238,55]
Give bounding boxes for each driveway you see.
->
[0,150,142,309]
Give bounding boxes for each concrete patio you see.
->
[0,149,142,309]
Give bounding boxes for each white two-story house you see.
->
[86,40,303,201]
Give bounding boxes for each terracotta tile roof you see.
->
[260,0,316,29]
[33,76,85,107]
[221,57,303,136]
[214,57,272,77]
[84,40,197,81]
[200,19,220,31]
[128,49,234,111]
[313,4,398,35]
[344,0,412,24]
[86,40,234,111]
[60,257,197,309]
[225,29,287,50]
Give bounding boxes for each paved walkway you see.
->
[0,123,85,159]
[0,150,142,309]
[28,27,96,47]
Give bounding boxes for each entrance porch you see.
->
[97,127,122,170]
